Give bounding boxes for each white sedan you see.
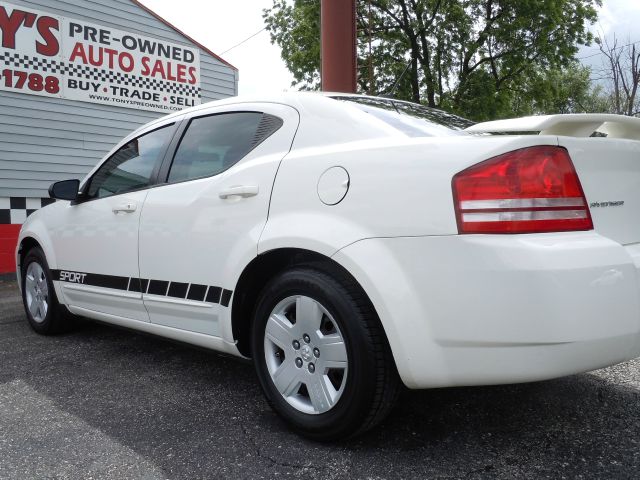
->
[16,93,640,440]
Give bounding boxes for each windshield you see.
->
[332,96,474,138]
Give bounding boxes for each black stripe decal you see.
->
[220,289,233,307]
[187,284,207,301]
[128,278,142,292]
[167,282,188,299]
[148,280,169,296]
[51,269,232,307]
[205,286,222,304]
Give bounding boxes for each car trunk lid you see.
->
[558,137,640,245]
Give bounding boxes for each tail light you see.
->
[452,146,593,234]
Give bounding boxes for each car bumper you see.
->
[332,233,640,389]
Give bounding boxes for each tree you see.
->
[264,0,321,89]
[508,62,610,117]
[597,34,640,116]
[263,0,601,120]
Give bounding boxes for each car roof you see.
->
[153,92,433,125]
[139,92,382,129]
[132,92,470,150]
[165,92,340,118]
[170,91,427,115]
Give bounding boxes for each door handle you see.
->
[112,202,137,213]
[218,185,259,199]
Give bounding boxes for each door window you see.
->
[86,124,175,199]
[167,112,265,183]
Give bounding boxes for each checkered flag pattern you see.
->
[0,198,56,225]
[0,52,66,74]
[0,52,200,97]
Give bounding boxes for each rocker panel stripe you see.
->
[50,269,232,307]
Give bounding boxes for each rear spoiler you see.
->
[465,114,640,140]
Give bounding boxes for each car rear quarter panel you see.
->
[259,134,559,256]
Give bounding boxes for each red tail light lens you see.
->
[452,146,593,234]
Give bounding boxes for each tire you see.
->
[21,246,74,335]
[251,265,400,441]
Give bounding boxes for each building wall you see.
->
[0,0,238,272]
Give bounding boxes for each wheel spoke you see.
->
[37,273,48,294]
[307,376,336,413]
[25,273,36,291]
[265,313,296,349]
[318,333,348,368]
[32,264,43,280]
[29,297,40,317]
[40,297,48,318]
[295,296,323,331]
[272,361,301,397]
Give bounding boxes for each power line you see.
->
[577,39,640,61]
[220,27,267,55]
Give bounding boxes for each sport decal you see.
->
[0,2,201,112]
[50,270,232,307]
[58,270,87,284]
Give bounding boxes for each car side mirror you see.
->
[48,179,80,201]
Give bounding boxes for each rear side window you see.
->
[86,124,174,199]
[168,112,281,183]
[333,96,473,137]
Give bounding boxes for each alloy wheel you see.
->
[263,295,349,414]
[24,262,49,323]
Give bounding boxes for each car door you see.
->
[138,104,299,336]
[50,121,179,322]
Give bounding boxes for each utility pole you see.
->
[368,0,374,94]
[320,0,357,93]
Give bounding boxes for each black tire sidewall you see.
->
[21,247,59,334]
[251,267,379,440]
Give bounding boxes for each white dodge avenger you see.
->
[16,93,640,440]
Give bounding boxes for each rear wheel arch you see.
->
[231,248,394,364]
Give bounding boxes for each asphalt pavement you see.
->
[1,278,639,479]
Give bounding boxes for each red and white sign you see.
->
[0,2,201,112]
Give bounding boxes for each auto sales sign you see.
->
[0,2,201,112]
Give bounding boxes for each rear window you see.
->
[333,96,474,137]
[168,112,264,183]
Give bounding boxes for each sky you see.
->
[578,0,640,71]
[138,0,294,95]
[139,0,640,96]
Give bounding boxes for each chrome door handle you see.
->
[112,202,137,213]
[219,185,259,199]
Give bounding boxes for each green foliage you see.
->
[510,63,610,116]
[263,0,602,120]
[453,62,610,121]
[263,0,321,89]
